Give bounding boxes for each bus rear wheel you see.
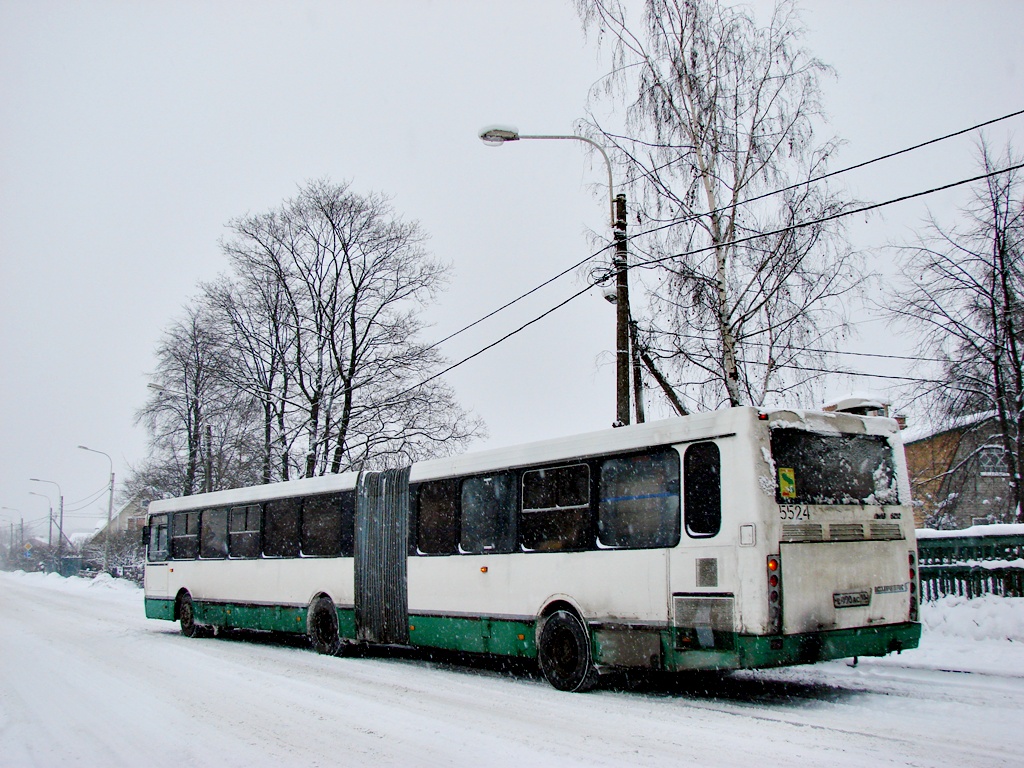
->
[538,610,598,692]
[308,595,342,656]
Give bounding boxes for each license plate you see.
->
[833,590,871,608]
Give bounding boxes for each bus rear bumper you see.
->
[666,621,922,671]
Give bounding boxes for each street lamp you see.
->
[79,445,115,573]
[29,478,64,563]
[479,125,636,426]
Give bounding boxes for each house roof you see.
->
[902,410,997,445]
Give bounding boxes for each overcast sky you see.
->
[2,0,1023,537]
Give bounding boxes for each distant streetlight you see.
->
[29,479,64,562]
[478,125,637,426]
[79,445,115,573]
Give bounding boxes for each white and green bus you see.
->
[143,406,921,691]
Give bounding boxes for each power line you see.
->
[649,332,948,364]
[623,107,1024,235]
[429,108,1024,354]
[401,160,1024,398]
[65,484,111,512]
[633,160,1024,272]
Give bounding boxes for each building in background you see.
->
[903,412,1014,529]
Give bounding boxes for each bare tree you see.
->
[220,179,484,477]
[130,180,484,495]
[134,302,265,497]
[203,272,295,483]
[891,140,1024,523]
[577,0,860,409]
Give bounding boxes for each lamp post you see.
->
[79,445,115,573]
[30,479,64,563]
[479,126,635,426]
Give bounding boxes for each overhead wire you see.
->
[427,107,1024,354]
[649,331,950,364]
[618,107,1024,235]
[396,158,1024,399]
[632,160,1024,272]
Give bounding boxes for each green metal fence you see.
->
[917,532,1024,600]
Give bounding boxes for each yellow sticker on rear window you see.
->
[778,467,796,499]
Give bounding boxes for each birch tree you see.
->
[577,0,860,409]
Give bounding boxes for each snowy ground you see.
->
[2,571,1023,767]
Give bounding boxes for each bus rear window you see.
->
[770,429,898,505]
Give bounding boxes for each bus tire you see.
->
[179,592,201,638]
[538,610,598,692]
[308,595,342,656]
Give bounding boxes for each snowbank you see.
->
[917,523,1024,538]
[923,594,1024,642]
[5,569,141,596]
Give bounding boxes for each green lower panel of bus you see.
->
[145,597,176,621]
[666,622,922,671]
[144,597,357,637]
[408,613,536,658]
[146,595,919,675]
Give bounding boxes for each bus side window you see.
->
[147,514,169,562]
[200,508,229,559]
[417,479,460,555]
[520,464,592,552]
[684,442,721,538]
[598,450,680,549]
[170,511,199,559]
[460,474,516,554]
[302,493,348,557]
[263,498,301,557]
[228,505,261,558]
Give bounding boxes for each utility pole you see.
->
[57,495,64,561]
[479,127,641,427]
[613,193,632,426]
[79,446,115,573]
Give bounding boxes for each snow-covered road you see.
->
[2,571,1023,767]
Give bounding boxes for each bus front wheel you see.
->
[179,592,201,638]
[538,610,598,692]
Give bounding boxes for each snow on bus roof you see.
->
[146,405,894,514]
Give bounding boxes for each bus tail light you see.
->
[909,550,919,621]
[767,555,782,633]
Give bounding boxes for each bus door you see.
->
[355,467,411,645]
[670,439,735,654]
[144,514,170,596]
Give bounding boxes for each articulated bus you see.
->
[143,406,921,691]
